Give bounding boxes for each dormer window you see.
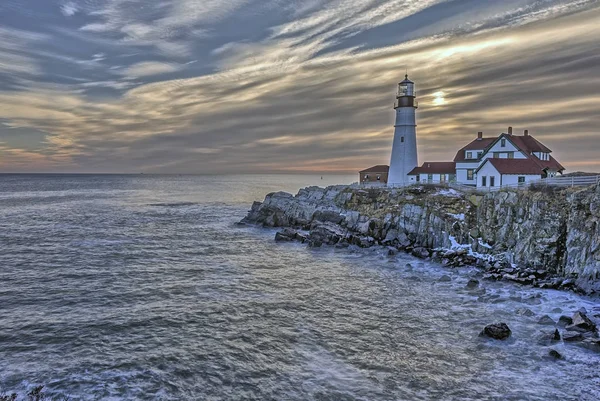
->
[501,139,506,147]
[477,152,482,159]
[466,151,473,159]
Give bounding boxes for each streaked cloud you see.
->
[0,0,598,173]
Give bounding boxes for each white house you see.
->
[409,127,564,188]
[407,162,456,184]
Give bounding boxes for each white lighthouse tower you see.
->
[388,75,418,186]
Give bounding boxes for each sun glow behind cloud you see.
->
[0,0,599,173]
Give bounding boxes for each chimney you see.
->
[508,126,513,135]
[477,131,483,140]
[524,129,529,136]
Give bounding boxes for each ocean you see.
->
[0,174,598,400]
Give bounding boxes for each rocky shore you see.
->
[240,183,600,295]
[240,182,600,355]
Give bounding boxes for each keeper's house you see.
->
[408,127,564,188]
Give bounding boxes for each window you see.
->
[376,175,381,181]
[440,174,446,183]
[401,136,404,143]
[467,169,474,180]
[490,176,495,187]
[466,151,473,159]
[477,152,483,159]
[493,152,500,158]
[518,176,526,184]
[501,139,506,147]
[416,175,420,182]
[508,152,514,159]
[482,176,487,187]
[427,174,433,182]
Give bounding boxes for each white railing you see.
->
[353,175,600,193]
[459,175,600,193]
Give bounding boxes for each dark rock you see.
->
[538,315,556,325]
[537,329,561,346]
[548,349,563,360]
[308,240,323,248]
[312,210,345,225]
[565,312,597,333]
[563,331,583,342]
[411,247,430,259]
[577,338,600,353]
[274,228,302,242]
[515,308,535,317]
[480,323,511,340]
[466,279,479,289]
[557,315,573,327]
[438,275,452,282]
[387,247,398,256]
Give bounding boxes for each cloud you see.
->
[60,1,79,17]
[0,0,599,173]
[119,61,182,78]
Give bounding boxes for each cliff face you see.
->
[241,184,600,294]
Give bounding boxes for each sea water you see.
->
[0,174,598,400]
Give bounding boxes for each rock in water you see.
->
[537,329,561,346]
[563,331,584,342]
[537,315,556,325]
[548,349,563,360]
[516,308,535,317]
[438,275,452,282]
[466,279,479,289]
[480,323,512,340]
[557,315,573,327]
[565,312,597,333]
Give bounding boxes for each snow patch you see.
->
[448,213,465,221]
[437,188,461,197]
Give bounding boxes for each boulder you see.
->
[537,315,556,325]
[411,247,430,259]
[480,323,511,340]
[557,315,573,327]
[274,228,303,242]
[547,349,563,360]
[466,279,479,289]
[565,312,597,333]
[438,275,452,282]
[537,329,561,346]
[563,331,583,342]
[515,308,535,317]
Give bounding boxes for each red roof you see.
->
[454,138,496,162]
[360,165,389,173]
[408,162,456,175]
[479,158,544,175]
[454,133,559,168]
[509,135,552,153]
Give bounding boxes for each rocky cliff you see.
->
[241,183,600,294]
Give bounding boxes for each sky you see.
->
[0,0,599,174]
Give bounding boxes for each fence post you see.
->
[572,176,574,188]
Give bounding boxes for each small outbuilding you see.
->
[407,162,456,184]
[359,165,389,184]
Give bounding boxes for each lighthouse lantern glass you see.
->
[398,82,414,97]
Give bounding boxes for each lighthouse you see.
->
[388,75,418,186]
